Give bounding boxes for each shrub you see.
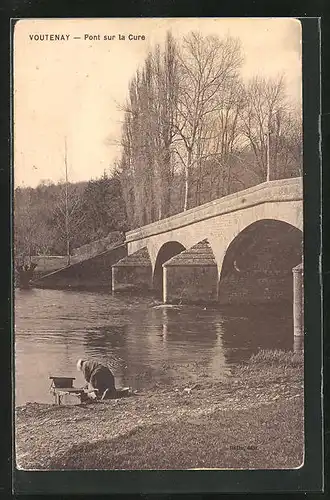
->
[249,349,303,367]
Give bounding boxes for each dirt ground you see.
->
[15,351,304,470]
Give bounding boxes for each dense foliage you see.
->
[14,173,128,259]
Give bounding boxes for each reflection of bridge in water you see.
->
[81,302,296,390]
[81,304,228,388]
[16,288,298,405]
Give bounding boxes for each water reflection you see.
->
[15,289,294,405]
[220,303,294,364]
[207,322,228,379]
[157,307,218,343]
[84,325,128,351]
[293,335,304,353]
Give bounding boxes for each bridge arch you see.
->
[125,179,303,303]
[153,241,186,295]
[218,219,303,304]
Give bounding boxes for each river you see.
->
[14,288,294,406]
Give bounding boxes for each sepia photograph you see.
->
[13,17,304,472]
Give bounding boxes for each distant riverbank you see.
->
[15,350,304,470]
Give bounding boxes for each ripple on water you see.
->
[14,289,293,405]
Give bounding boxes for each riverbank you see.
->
[15,350,304,470]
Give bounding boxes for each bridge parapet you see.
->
[126,178,302,243]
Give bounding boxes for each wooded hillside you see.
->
[14,174,128,259]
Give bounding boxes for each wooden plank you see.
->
[54,388,84,394]
[49,376,76,389]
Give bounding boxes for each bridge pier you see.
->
[292,262,304,352]
[162,240,218,304]
[111,247,152,293]
[163,264,168,303]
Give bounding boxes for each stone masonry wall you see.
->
[33,244,127,290]
[72,232,125,262]
[219,271,293,305]
[112,266,152,292]
[164,266,218,304]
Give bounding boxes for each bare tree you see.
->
[239,75,301,182]
[196,77,246,200]
[270,107,302,178]
[174,32,243,210]
[119,32,180,227]
[117,33,301,226]
[14,188,39,262]
[120,71,149,227]
[150,32,179,218]
[52,181,87,258]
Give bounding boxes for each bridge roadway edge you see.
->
[126,178,302,244]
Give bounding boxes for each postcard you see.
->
[12,16,321,493]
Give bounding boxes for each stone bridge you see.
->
[112,177,303,305]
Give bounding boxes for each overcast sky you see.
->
[14,18,302,188]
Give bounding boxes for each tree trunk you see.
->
[162,148,172,218]
[183,149,192,211]
[183,166,189,212]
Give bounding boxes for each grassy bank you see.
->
[15,350,304,470]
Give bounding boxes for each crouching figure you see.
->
[77,359,117,400]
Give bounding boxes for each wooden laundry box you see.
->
[49,376,85,405]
